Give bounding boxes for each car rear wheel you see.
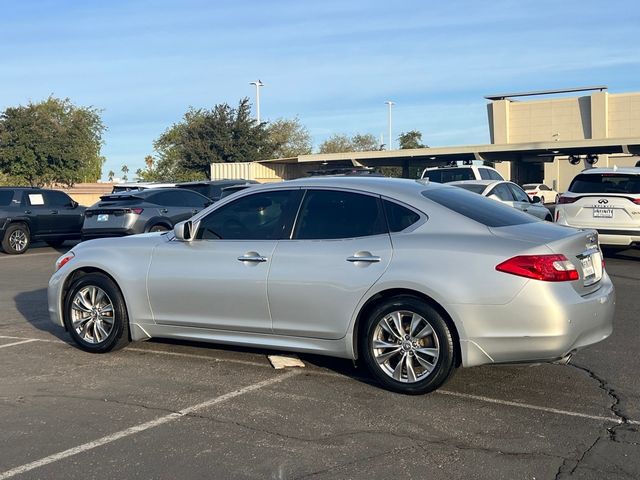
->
[360,296,456,394]
[540,196,545,204]
[149,224,169,233]
[2,223,30,254]
[63,273,130,353]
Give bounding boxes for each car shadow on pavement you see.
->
[14,288,71,342]
[603,247,640,262]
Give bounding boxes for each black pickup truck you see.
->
[0,187,85,254]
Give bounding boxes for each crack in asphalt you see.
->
[554,361,637,478]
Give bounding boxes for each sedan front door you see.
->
[268,189,393,340]
[146,189,302,333]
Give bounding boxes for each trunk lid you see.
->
[559,194,640,230]
[490,222,603,296]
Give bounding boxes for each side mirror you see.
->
[531,196,542,204]
[173,220,193,241]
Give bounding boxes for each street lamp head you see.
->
[250,80,265,87]
[385,100,395,106]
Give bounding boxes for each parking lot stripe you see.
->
[0,251,61,260]
[437,390,638,425]
[0,339,39,349]
[0,369,301,480]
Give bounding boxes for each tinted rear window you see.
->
[568,174,640,194]
[423,168,474,183]
[383,200,421,232]
[422,187,537,227]
[0,190,14,206]
[452,184,486,194]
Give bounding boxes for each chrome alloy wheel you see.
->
[9,230,28,252]
[70,286,115,343]
[372,310,440,383]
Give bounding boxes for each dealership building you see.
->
[212,86,640,191]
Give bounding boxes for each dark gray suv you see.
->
[0,187,85,254]
[82,188,210,240]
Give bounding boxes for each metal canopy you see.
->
[484,86,608,101]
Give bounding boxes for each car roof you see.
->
[176,179,256,186]
[577,167,640,175]
[447,179,503,187]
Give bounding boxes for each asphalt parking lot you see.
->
[1,242,639,479]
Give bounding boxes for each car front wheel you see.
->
[63,273,130,353]
[360,296,456,395]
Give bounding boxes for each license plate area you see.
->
[97,214,109,222]
[593,208,613,218]
[578,250,602,286]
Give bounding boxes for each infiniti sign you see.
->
[598,199,609,204]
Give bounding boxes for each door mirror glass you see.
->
[173,220,192,241]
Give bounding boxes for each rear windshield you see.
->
[568,173,640,194]
[522,184,538,189]
[423,168,474,183]
[0,190,14,206]
[452,183,486,194]
[422,187,537,227]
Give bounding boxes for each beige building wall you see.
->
[490,90,640,191]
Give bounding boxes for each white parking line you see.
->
[3,334,639,427]
[0,339,39,349]
[0,369,301,480]
[0,251,62,260]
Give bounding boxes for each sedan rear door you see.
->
[267,189,392,340]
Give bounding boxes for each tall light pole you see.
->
[249,80,264,123]
[385,101,395,150]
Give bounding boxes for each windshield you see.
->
[568,174,640,194]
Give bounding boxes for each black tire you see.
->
[540,196,545,204]
[148,224,169,233]
[545,215,553,222]
[46,239,65,248]
[359,295,456,395]
[1,223,30,254]
[63,273,130,353]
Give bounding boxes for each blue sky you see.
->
[1,0,639,178]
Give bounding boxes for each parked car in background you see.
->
[1,187,85,254]
[175,179,258,202]
[421,164,504,183]
[522,183,559,204]
[555,167,640,247]
[82,188,210,240]
[450,180,553,221]
[220,183,258,199]
[50,177,614,395]
[111,182,175,193]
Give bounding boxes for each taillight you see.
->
[496,254,579,282]
[557,196,577,204]
[125,208,144,214]
[56,252,75,271]
[632,198,640,205]
[529,191,538,195]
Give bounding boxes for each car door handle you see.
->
[237,254,268,263]
[24,210,32,214]
[347,255,381,263]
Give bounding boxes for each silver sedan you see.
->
[48,177,614,395]
[449,180,553,220]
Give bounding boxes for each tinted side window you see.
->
[44,191,73,207]
[147,191,187,207]
[489,184,514,201]
[294,190,386,240]
[540,185,551,191]
[423,168,474,183]
[383,200,421,232]
[23,191,46,206]
[0,190,14,206]
[478,168,492,180]
[197,190,302,240]
[179,191,209,207]
[422,187,537,227]
[487,169,503,180]
[508,184,530,202]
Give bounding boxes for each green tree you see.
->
[154,98,274,179]
[318,133,380,154]
[0,97,105,186]
[107,170,115,182]
[267,117,312,158]
[398,130,427,149]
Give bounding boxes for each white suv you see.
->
[555,167,640,247]
[421,165,504,183]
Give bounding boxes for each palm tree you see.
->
[107,170,115,182]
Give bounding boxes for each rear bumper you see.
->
[453,274,615,367]
[81,227,138,240]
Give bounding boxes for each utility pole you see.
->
[385,101,395,150]
[249,80,264,123]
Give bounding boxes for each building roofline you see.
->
[484,86,608,101]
